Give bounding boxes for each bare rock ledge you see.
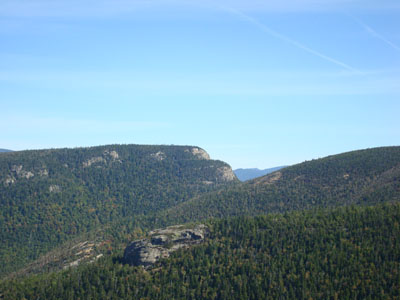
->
[123,224,208,268]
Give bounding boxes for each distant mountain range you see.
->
[0,149,12,153]
[234,166,287,181]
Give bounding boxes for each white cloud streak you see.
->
[348,14,400,51]
[220,6,362,73]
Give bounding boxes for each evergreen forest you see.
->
[1,203,399,299]
[1,145,400,299]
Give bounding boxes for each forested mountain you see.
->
[234,166,287,181]
[1,203,399,299]
[159,146,400,223]
[0,144,237,276]
[1,145,400,299]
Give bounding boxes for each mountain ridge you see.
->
[234,166,288,181]
[157,146,400,223]
[0,144,237,277]
[1,145,400,280]
[0,149,12,153]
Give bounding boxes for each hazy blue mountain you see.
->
[234,166,287,181]
[0,149,12,153]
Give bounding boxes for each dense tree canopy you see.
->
[0,144,236,276]
[1,203,399,299]
[1,145,400,299]
[160,146,400,223]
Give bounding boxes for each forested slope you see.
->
[2,145,399,283]
[0,144,237,276]
[159,146,400,223]
[1,203,399,299]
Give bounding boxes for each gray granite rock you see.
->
[123,224,208,268]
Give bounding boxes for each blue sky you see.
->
[1,0,399,168]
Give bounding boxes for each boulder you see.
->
[123,224,208,268]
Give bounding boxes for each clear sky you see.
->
[1,0,399,169]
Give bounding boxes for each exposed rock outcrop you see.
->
[49,184,61,193]
[150,151,166,161]
[11,165,34,179]
[191,147,210,160]
[4,176,16,186]
[104,150,119,160]
[83,150,121,167]
[4,165,35,185]
[253,171,282,185]
[62,241,103,269]
[123,224,208,268]
[217,166,236,182]
[39,169,49,177]
[82,156,106,167]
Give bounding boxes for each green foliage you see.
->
[0,144,236,276]
[1,144,400,288]
[161,146,400,223]
[1,203,399,299]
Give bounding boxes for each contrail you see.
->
[348,14,400,51]
[221,6,361,73]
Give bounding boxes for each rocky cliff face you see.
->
[217,166,236,182]
[123,224,208,268]
[189,147,210,160]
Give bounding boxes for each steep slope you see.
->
[2,203,399,299]
[234,166,287,181]
[0,144,237,276]
[159,146,400,223]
